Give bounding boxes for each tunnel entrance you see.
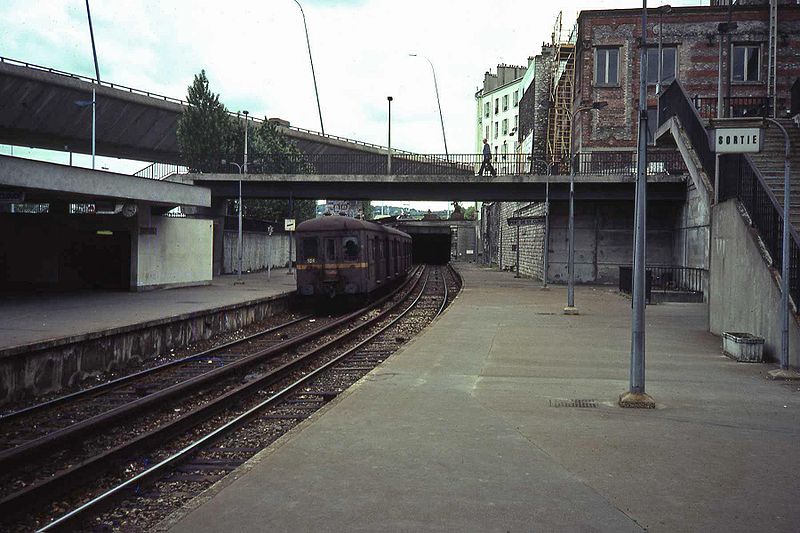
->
[411,233,451,264]
[0,214,132,291]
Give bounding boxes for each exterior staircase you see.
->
[747,118,800,230]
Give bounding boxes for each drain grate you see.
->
[549,399,598,408]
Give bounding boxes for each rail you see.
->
[572,151,687,176]
[691,95,773,120]
[718,153,800,307]
[658,80,716,179]
[133,162,187,180]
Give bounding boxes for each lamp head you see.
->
[387,96,393,102]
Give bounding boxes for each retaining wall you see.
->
[0,293,291,405]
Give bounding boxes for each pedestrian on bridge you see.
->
[478,138,497,177]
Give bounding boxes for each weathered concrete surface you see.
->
[135,215,213,290]
[709,200,800,367]
[222,232,293,274]
[172,172,687,202]
[0,155,210,207]
[0,271,297,404]
[165,265,800,533]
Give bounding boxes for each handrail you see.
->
[744,153,800,245]
[658,79,716,179]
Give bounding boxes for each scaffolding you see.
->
[546,12,577,171]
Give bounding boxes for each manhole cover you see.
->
[549,399,598,408]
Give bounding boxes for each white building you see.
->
[474,62,533,162]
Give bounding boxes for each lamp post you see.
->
[409,53,449,160]
[223,160,244,284]
[84,0,101,169]
[620,0,655,408]
[292,0,325,135]
[565,101,607,315]
[387,96,393,174]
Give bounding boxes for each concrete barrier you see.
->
[0,293,291,406]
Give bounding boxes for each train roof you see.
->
[297,215,410,238]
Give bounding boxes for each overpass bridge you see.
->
[0,56,436,169]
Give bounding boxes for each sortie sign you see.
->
[713,127,761,153]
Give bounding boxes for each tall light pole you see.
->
[292,0,325,135]
[387,96,393,174]
[409,53,449,160]
[620,0,655,409]
[84,0,100,169]
[565,101,607,315]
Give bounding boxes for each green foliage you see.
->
[177,70,316,222]
[464,206,477,220]
[176,71,234,172]
[360,200,373,220]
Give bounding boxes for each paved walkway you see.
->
[0,270,296,350]
[165,264,800,532]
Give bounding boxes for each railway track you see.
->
[0,264,461,532]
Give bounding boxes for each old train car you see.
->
[296,215,412,299]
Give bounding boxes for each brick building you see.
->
[572,1,800,155]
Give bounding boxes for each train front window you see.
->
[301,237,319,263]
[342,236,360,261]
[325,239,336,261]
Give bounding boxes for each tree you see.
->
[360,200,373,220]
[464,205,477,220]
[177,70,316,222]
[176,70,234,172]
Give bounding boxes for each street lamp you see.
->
[620,0,655,409]
[387,96,393,174]
[292,0,325,135]
[84,0,101,169]
[222,160,244,284]
[564,101,607,315]
[409,53,449,160]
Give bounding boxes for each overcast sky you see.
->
[1,0,700,209]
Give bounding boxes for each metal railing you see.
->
[649,266,705,294]
[133,162,187,180]
[691,95,774,120]
[572,151,687,176]
[659,80,716,179]
[718,153,800,307]
[0,55,418,157]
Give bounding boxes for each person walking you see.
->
[478,138,497,177]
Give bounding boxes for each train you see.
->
[295,215,413,299]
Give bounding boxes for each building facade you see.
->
[475,63,531,161]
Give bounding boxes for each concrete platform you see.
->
[0,270,296,351]
[165,264,800,533]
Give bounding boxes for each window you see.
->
[502,141,507,154]
[503,94,509,111]
[502,118,508,135]
[514,115,518,130]
[494,98,499,114]
[301,237,318,262]
[595,47,620,86]
[646,47,677,86]
[513,90,519,107]
[324,238,336,261]
[342,236,360,261]
[485,125,489,139]
[732,45,760,82]
[494,121,498,139]
[484,102,490,118]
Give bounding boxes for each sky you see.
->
[0,0,701,211]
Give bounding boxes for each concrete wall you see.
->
[483,199,682,285]
[673,180,711,295]
[709,200,800,366]
[452,223,478,262]
[222,231,293,274]
[134,215,213,290]
[0,293,291,405]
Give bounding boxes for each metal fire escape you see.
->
[767,0,778,117]
[546,12,577,172]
